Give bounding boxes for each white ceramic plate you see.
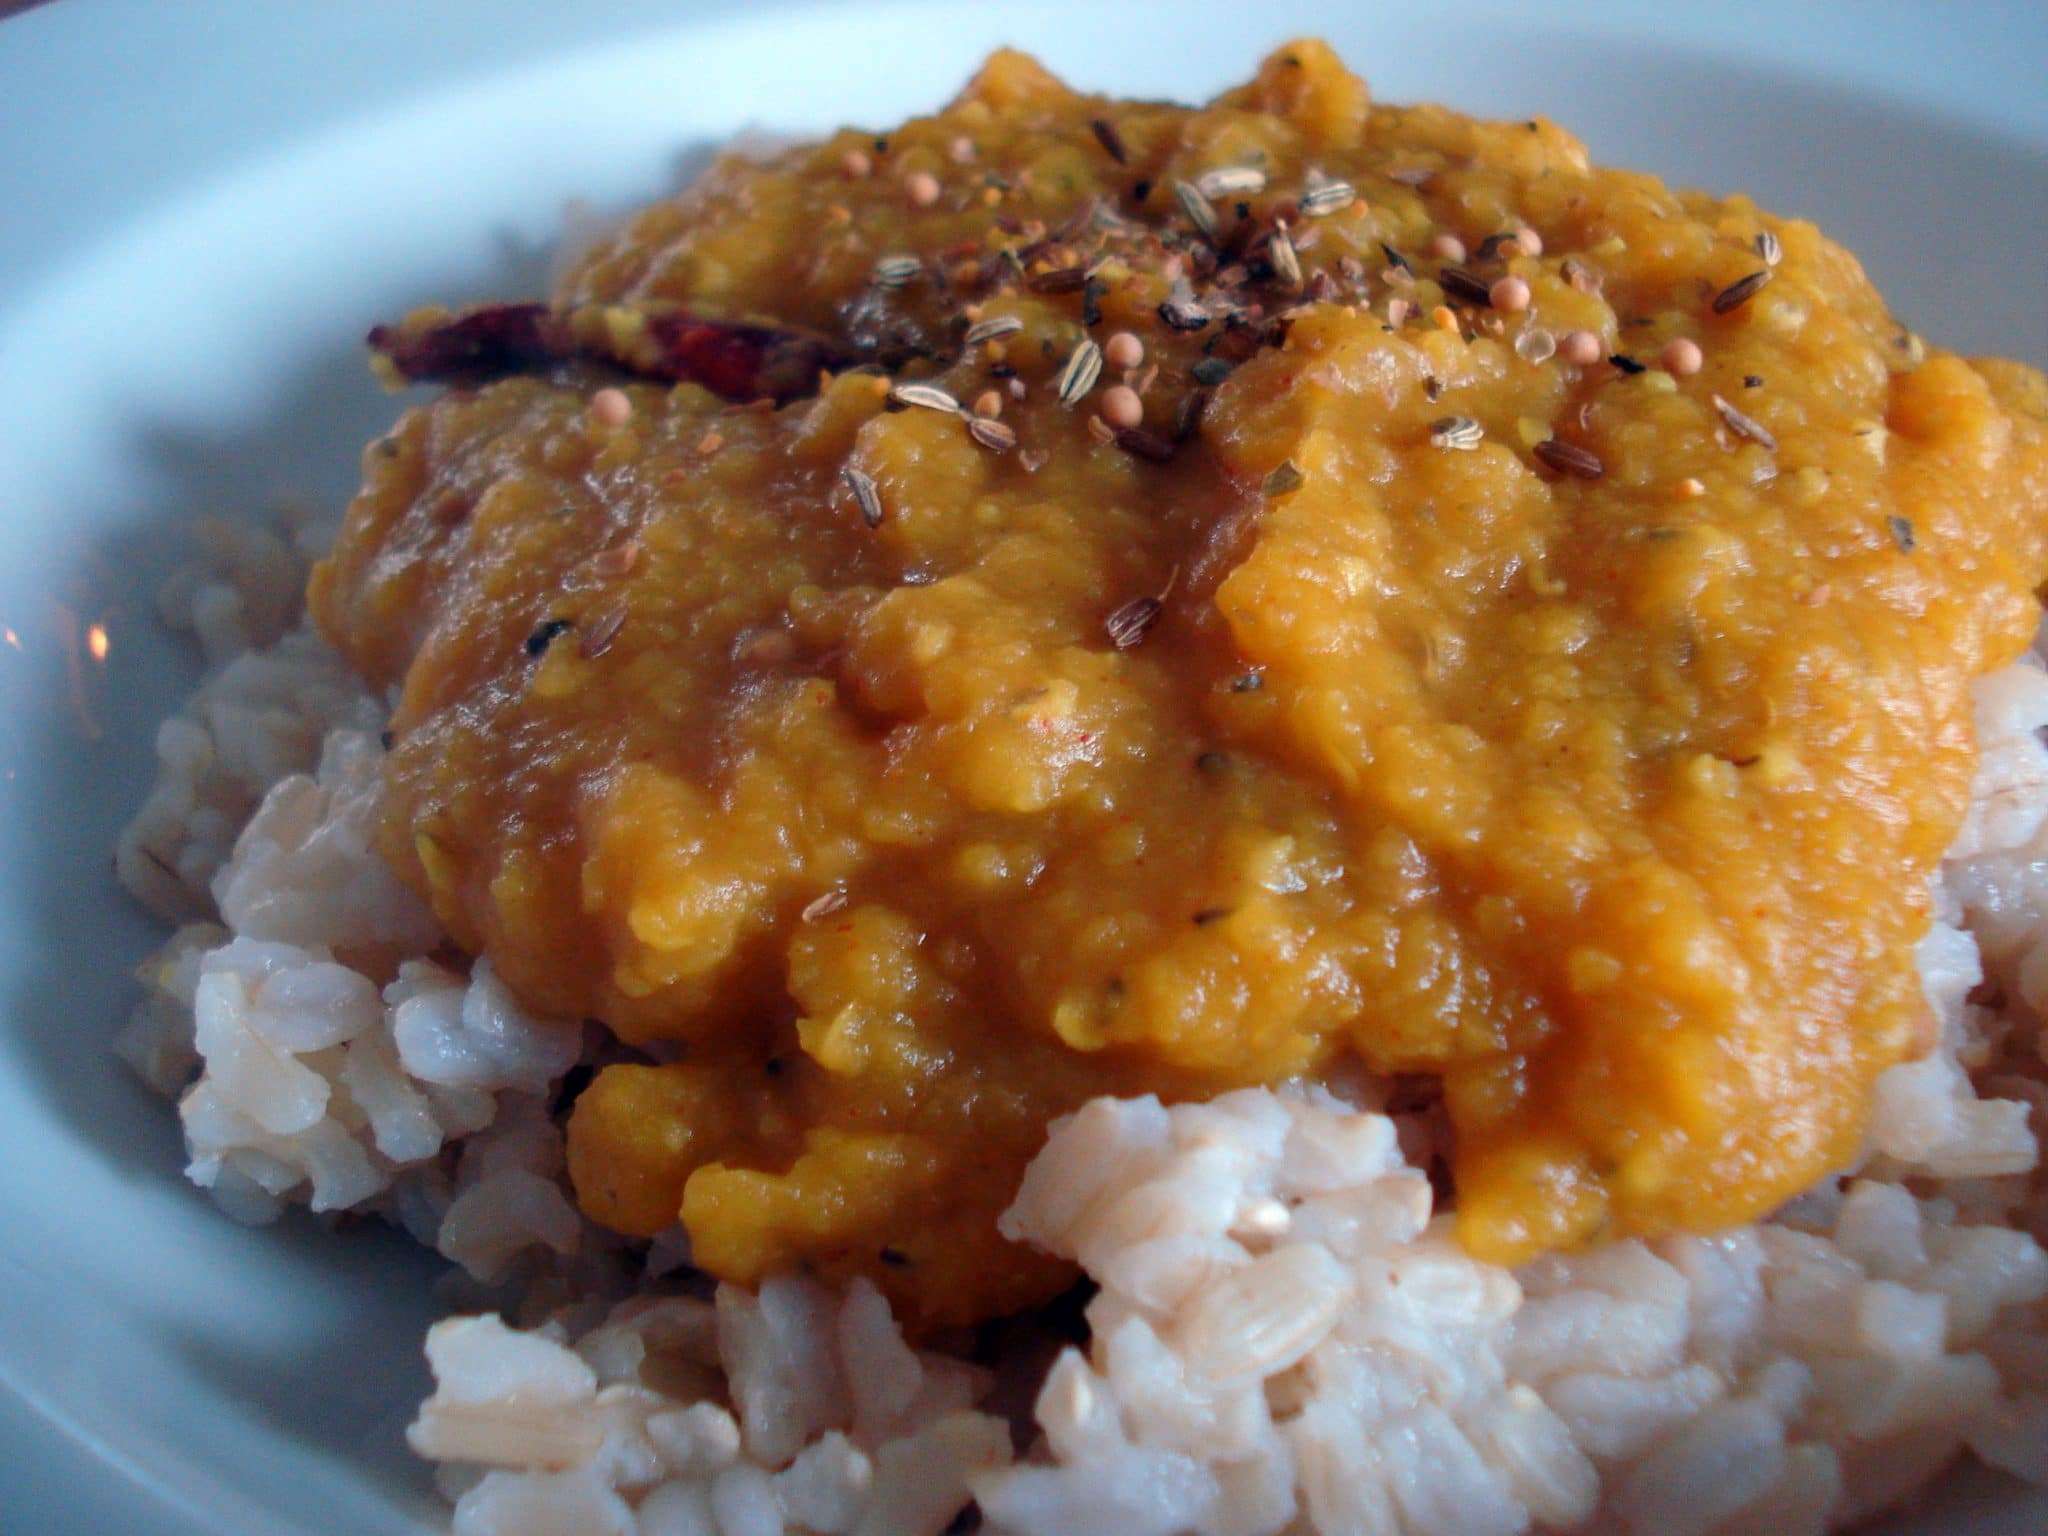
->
[1,2,2043,1531]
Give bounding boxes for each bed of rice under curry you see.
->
[309,40,2048,1333]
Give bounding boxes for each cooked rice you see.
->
[117,522,2048,1533]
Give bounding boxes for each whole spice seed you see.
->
[1173,387,1209,442]
[1711,269,1773,315]
[1104,595,1162,649]
[964,314,1024,346]
[1711,392,1778,450]
[1056,338,1105,404]
[1299,175,1357,217]
[1532,438,1604,479]
[1115,426,1178,462]
[1268,222,1303,291]
[1027,265,1089,295]
[888,381,961,413]
[1609,353,1647,375]
[801,889,848,923]
[1379,242,1413,276]
[872,254,923,288]
[842,466,885,527]
[1437,265,1493,307]
[1198,165,1268,199]
[1263,460,1305,497]
[1191,356,1233,386]
[577,607,627,660]
[1172,179,1221,243]
[967,415,1018,452]
[1429,415,1484,451]
[524,618,573,657]
[1888,514,1917,552]
[1089,116,1129,165]
[1754,229,1783,267]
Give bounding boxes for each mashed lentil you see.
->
[310,40,2048,1329]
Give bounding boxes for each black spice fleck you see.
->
[524,618,573,657]
[1609,353,1647,375]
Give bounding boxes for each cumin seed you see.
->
[1089,117,1129,166]
[1171,179,1220,243]
[1437,265,1493,307]
[1104,595,1162,649]
[967,416,1017,452]
[872,254,923,288]
[1027,265,1088,295]
[1056,339,1105,405]
[1532,438,1604,479]
[843,465,884,527]
[1710,392,1778,451]
[964,314,1024,346]
[1197,165,1267,200]
[887,381,962,414]
[1429,415,1483,451]
[1754,229,1783,267]
[1299,174,1357,217]
[1268,222,1303,292]
[1114,426,1177,462]
[1711,269,1773,315]
[577,608,627,660]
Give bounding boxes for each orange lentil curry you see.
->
[311,41,2048,1331]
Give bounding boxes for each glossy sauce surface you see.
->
[312,42,2048,1329]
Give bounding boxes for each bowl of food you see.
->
[2,3,2044,1533]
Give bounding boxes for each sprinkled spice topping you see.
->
[1711,392,1778,451]
[1098,384,1144,431]
[524,618,573,657]
[967,415,1018,452]
[1489,275,1531,313]
[964,314,1024,346]
[1114,426,1178,462]
[801,889,849,923]
[843,466,884,527]
[1027,265,1089,295]
[873,254,924,288]
[1711,269,1774,315]
[888,381,962,414]
[1299,174,1357,217]
[1754,229,1783,267]
[1379,242,1413,276]
[1157,287,1212,332]
[1196,165,1267,199]
[591,388,633,427]
[1263,460,1305,497]
[1191,356,1233,386]
[1056,339,1105,404]
[1609,353,1647,375]
[1268,222,1303,291]
[1661,337,1704,377]
[1104,331,1145,370]
[1438,266,1493,307]
[1430,415,1484,451]
[1532,439,1604,480]
[1089,117,1129,165]
[1230,672,1264,692]
[1104,595,1162,649]
[1171,179,1220,243]
[1888,515,1917,552]
[577,607,627,660]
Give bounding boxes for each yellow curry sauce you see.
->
[311,42,2048,1330]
